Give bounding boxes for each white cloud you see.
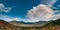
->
[26,4,60,22]
[0,14,11,21]
[52,7,59,9]
[57,5,60,7]
[0,0,59,22]
[0,14,23,21]
[0,3,12,12]
[25,0,59,22]
[41,0,58,7]
[50,13,60,20]
[54,10,59,13]
[23,18,40,22]
[26,4,54,19]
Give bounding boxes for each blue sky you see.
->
[0,0,40,17]
[0,0,60,22]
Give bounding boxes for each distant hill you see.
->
[0,19,48,27]
[42,18,60,27]
[9,21,48,24]
[50,18,60,26]
[9,20,48,27]
[40,18,60,30]
[0,19,17,30]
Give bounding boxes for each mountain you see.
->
[0,19,60,30]
[50,18,60,26]
[9,20,48,27]
[40,18,60,30]
[0,19,17,30]
[42,18,60,27]
[9,21,48,24]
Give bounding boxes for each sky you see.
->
[0,0,60,22]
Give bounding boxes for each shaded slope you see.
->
[41,18,60,28]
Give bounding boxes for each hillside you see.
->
[0,19,60,30]
[40,18,60,30]
[9,21,48,24]
[0,19,17,30]
[42,18,60,27]
[9,20,48,27]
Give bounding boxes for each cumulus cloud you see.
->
[25,0,59,22]
[0,3,12,12]
[26,4,60,22]
[27,4,54,19]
